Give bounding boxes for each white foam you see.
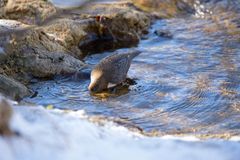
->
[0,105,239,160]
[161,135,199,141]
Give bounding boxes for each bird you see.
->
[88,50,141,92]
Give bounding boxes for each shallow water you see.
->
[25,17,240,137]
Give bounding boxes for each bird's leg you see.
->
[124,77,137,85]
[121,80,129,86]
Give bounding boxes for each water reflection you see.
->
[25,17,240,138]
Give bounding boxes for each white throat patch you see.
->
[90,70,102,84]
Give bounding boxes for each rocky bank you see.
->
[0,0,151,100]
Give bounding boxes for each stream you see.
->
[24,17,240,137]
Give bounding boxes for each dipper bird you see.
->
[88,50,141,92]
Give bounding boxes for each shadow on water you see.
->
[24,17,240,137]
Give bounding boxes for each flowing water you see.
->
[24,17,240,137]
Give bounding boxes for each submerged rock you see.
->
[154,29,173,38]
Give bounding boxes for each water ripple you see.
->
[25,18,240,137]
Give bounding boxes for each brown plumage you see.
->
[88,50,141,92]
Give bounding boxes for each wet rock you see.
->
[0,98,13,136]
[154,29,173,38]
[0,74,31,100]
[1,0,57,25]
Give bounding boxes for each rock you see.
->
[0,19,30,63]
[0,19,29,53]
[83,2,151,46]
[154,29,173,38]
[0,19,29,32]
[0,20,30,79]
[42,2,151,57]
[14,50,87,78]
[1,0,57,25]
[43,18,98,58]
[0,74,31,100]
[0,98,13,136]
[3,27,87,78]
[0,0,7,17]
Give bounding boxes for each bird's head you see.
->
[88,69,107,92]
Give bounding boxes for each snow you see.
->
[0,105,239,160]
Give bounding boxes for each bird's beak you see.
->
[88,83,94,91]
[88,82,98,92]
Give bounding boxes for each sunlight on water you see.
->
[25,17,240,137]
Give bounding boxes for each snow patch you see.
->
[0,105,239,160]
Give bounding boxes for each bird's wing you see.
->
[107,54,130,83]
